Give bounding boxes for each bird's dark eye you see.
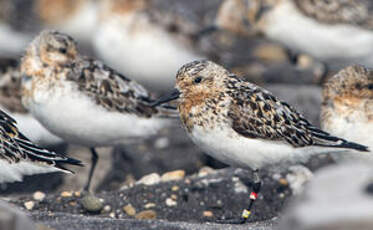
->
[194,77,202,84]
[59,48,67,54]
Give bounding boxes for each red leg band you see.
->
[249,192,257,200]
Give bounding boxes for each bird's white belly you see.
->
[264,1,373,67]
[94,16,203,90]
[25,82,167,147]
[188,125,311,170]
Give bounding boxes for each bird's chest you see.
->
[179,99,229,133]
[22,73,71,108]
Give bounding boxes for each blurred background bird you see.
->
[321,64,373,162]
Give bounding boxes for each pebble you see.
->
[135,210,157,220]
[165,198,177,207]
[60,191,73,198]
[103,205,111,213]
[109,212,116,218]
[123,204,136,216]
[296,54,314,69]
[68,201,77,206]
[144,203,156,209]
[171,185,179,191]
[203,211,214,217]
[154,137,170,149]
[161,170,185,182]
[74,191,81,197]
[24,201,34,210]
[279,178,289,186]
[137,173,161,186]
[33,191,45,201]
[198,166,215,177]
[81,195,104,213]
[253,43,288,63]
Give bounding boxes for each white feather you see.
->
[0,159,64,183]
[93,14,203,91]
[24,80,170,147]
[188,123,344,170]
[263,1,373,67]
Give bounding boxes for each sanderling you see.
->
[0,64,64,146]
[321,64,373,161]
[206,0,373,68]
[93,0,203,91]
[152,60,369,224]
[0,108,82,183]
[21,30,177,192]
[0,0,97,56]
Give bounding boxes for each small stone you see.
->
[24,201,34,210]
[296,54,314,69]
[253,43,288,63]
[137,173,161,185]
[135,210,157,220]
[33,191,45,201]
[103,205,111,213]
[171,185,179,191]
[171,194,177,200]
[161,170,185,182]
[144,203,156,209]
[198,166,215,177]
[60,191,73,198]
[203,211,214,217]
[279,178,289,186]
[74,191,81,197]
[123,204,136,216]
[68,201,77,206]
[165,198,177,207]
[109,212,115,218]
[154,137,169,149]
[81,194,104,213]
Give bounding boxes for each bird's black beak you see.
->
[151,89,181,107]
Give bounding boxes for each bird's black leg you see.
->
[83,148,99,192]
[217,169,262,224]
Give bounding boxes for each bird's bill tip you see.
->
[151,89,180,107]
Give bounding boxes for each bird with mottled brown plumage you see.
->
[21,30,177,192]
[321,64,373,162]
[152,60,369,224]
[206,0,373,68]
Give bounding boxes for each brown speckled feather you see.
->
[225,73,364,149]
[67,58,162,118]
[294,0,373,29]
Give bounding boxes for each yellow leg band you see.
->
[241,209,251,219]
